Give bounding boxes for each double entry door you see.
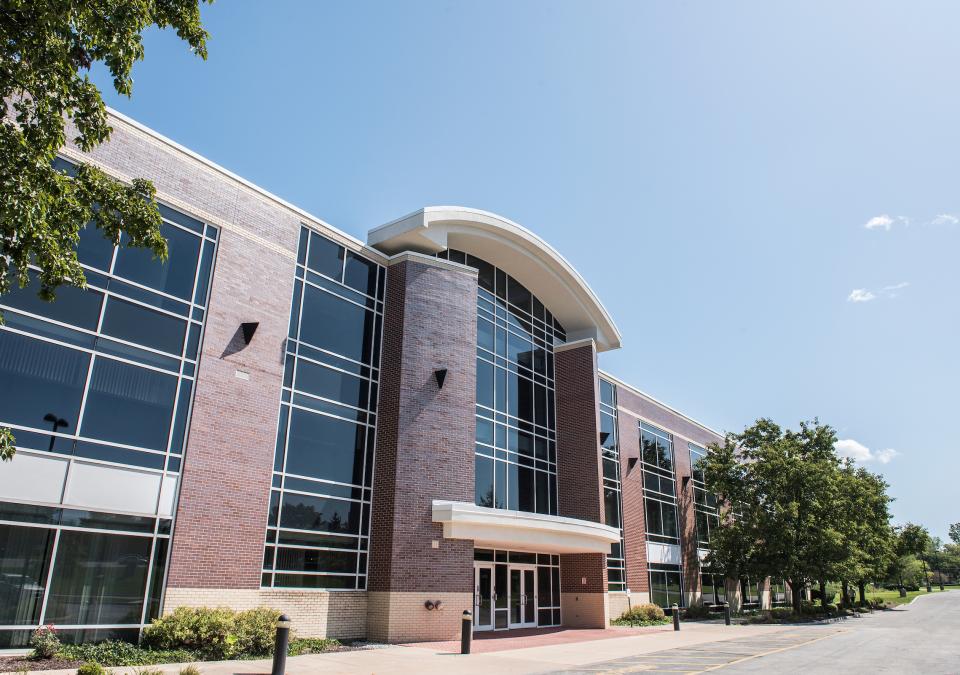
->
[474,563,537,631]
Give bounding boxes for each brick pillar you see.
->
[367,255,478,642]
[616,397,650,603]
[167,226,296,592]
[673,448,701,607]
[554,339,608,628]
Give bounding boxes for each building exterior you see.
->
[0,111,777,648]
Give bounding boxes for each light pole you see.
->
[43,413,68,451]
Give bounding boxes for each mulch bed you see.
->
[0,655,83,672]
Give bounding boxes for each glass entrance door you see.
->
[474,564,494,631]
[508,565,537,629]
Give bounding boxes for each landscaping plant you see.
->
[29,625,61,659]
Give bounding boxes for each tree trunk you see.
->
[841,580,849,609]
[858,581,866,605]
[791,580,802,613]
[898,573,906,598]
[819,580,827,608]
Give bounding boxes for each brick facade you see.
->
[554,340,608,627]
[367,256,478,640]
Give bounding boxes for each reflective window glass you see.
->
[1,269,103,330]
[294,359,368,409]
[279,493,361,534]
[344,251,377,296]
[80,358,177,450]
[299,285,373,363]
[0,525,54,624]
[101,297,186,355]
[0,332,89,432]
[44,530,151,625]
[307,232,344,279]
[113,223,200,300]
[284,408,365,486]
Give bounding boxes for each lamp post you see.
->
[43,413,68,451]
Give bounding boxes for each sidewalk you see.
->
[12,623,804,675]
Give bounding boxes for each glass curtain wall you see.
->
[599,379,625,591]
[264,226,385,590]
[435,249,565,516]
[0,158,216,646]
[640,422,684,607]
[689,444,719,548]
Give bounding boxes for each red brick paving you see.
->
[399,625,669,653]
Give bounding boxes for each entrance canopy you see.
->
[368,207,622,352]
[432,500,620,554]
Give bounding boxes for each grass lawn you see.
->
[865,585,958,607]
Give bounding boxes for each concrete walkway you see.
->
[10,623,810,675]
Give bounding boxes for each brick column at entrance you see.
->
[366,255,478,642]
[554,338,609,628]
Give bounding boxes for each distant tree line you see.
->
[701,418,957,611]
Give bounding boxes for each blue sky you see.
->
[92,1,958,539]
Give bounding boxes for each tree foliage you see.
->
[0,0,211,461]
[703,418,896,611]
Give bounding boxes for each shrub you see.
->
[59,641,197,667]
[30,625,61,659]
[133,669,164,675]
[180,667,202,675]
[143,606,282,660]
[288,637,341,656]
[76,664,107,675]
[682,604,713,620]
[612,603,668,626]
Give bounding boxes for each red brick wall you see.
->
[368,257,478,593]
[614,382,724,600]
[554,341,607,594]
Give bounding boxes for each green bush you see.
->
[143,606,282,660]
[59,641,197,667]
[682,604,713,620]
[30,625,62,659]
[76,664,107,675]
[288,637,341,656]
[612,603,668,626]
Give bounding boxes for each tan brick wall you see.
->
[560,592,608,628]
[608,592,630,621]
[367,592,472,642]
[162,588,367,640]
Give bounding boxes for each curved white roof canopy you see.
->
[368,206,622,352]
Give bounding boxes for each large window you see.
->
[0,504,171,648]
[436,249,564,517]
[600,379,625,592]
[264,227,384,591]
[0,163,215,646]
[689,443,719,548]
[640,422,679,545]
[649,563,683,610]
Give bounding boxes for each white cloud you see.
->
[847,289,876,303]
[882,281,910,298]
[931,213,959,226]
[864,215,894,231]
[835,439,899,464]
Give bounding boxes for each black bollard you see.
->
[723,602,731,626]
[672,604,680,631]
[271,614,291,675]
[461,610,473,654]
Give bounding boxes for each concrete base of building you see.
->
[162,588,367,639]
[560,592,608,628]
[607,591,652,621]
[366,591,473,642]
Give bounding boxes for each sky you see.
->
[91,1,959,540]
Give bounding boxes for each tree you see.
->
[834,464,894,605]
[949,523,960,546]
[888,523,930,596]
[1,0,211,462]
[703,418,844,613]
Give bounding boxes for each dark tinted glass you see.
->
[307,232,344,279]
[275,547,356,573]
[279,492,361,534]
[113,223,200,300]
[80,358,177,450]
[76,223,115,271]
[273,573,354,589]
[44,530,150,624]
[299,285,373,363]
[294,360,368,409]
[475,455,494,507]
[101,297,186,355]
[0,525,54,624]
[476,360,494,408]
[507,276,532,313]
[284,408,365,485]
[0,331,89,431]
[1,269,103,330]
[146,538,168,620]
[343,251,377,296]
